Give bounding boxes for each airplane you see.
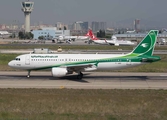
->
[56,31,90,42]
[87,30,135,46]
[126,30,136,33]
[0,31,12,38]
[87,30,108,45]
[105,35,136,46]
[158,38,166,45]
[57,35,76,41]
[8,30,160,79]
[0,31,11,35]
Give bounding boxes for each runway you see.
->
[0,71,167,89]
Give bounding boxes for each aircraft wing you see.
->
[61,63,97,72]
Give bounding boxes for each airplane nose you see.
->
[8,61,13,67]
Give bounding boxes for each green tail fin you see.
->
[131,30,158,56]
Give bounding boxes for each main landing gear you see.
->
[27,70,31,78]
[77,72,83,80]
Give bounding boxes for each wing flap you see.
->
[61,63,97,72]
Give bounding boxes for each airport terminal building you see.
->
[32,27,70,40]
[115,33,167,39]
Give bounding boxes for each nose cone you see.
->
[8,61,13,67]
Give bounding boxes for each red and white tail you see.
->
[85,29,92,36]
[85,29,99,40]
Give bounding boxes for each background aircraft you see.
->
[87,30,108,45]
[55,30,91,43]
[0,31,12,38]
[105,35,136,46]
[126,30,136,33]
[158,38,166,45]
[87,30,135,46]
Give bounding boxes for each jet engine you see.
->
[51,68,68,77]
[115,43,119,46]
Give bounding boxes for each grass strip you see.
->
[0,89,166,120]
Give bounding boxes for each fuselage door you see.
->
[25,55,30,65]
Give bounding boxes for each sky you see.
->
[0,0,167,28]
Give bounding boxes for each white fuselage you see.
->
[58,36,89,40]
[107,40,135,46]
[91,39,135,46]
[8,53,142,71]
[77,36,89,40]
[92,40,108,45]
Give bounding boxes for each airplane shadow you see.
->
[84,75,148,81]
[1,73,166,83]
[0,73,91,83]
[50,73,91,83]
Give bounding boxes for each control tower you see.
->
[21,0,34,33]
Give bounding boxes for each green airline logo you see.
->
[140,43,149,48]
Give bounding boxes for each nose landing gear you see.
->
[27,70,31,78]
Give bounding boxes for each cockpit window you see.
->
[15,58,20,61]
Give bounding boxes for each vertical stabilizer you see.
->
[85,29,92,36]
[88,30,98,40]
[131,30,158,56]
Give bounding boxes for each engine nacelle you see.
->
[115,43,119,46]
[51,68,68,77]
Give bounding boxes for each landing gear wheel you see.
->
[77,72,83,80]
[27,70,31,78]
